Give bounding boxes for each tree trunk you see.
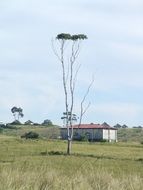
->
[67,138,72,155]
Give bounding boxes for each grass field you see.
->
[0,133,143,190]
[117,128,143,142]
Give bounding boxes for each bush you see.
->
[100,139,108,142]
[0,128,3,133]
[10,120,22,125]
[48,151,65,155]
[33,123,41,126]
[80,134,89,141]
[3,124,17,129]
[0,124,5,128]
[21,131,39,139]
[74,134,89,142]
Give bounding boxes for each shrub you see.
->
[21,131,39,139]
[80,134,89,141]
[0,124,5,128]
[10,120,21,125]
[100,139,108,143]
[3,124,17,129]
[48,151,65,155]
[0,128,3,133]
[74,134,89,142]
[33,123,41,126]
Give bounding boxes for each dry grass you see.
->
[0,135,143,190]
[0,162,142,190]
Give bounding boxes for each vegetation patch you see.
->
[136,158,143,162]
[0,134,143,189]
[48,151,66,155]
[0,128,3,133]
[21,131,39,139]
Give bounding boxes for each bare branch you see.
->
[82,75,94,104]
[51,39,61,62]
[65,59,70,85]
[78,76,94,128]
[70,41,81,65]
[73,64,81,93]
[78,102,91,128]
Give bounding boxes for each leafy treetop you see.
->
[56,33,87,41]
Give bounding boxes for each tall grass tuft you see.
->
[0,164,142,190]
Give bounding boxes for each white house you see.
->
[60,123,118,142]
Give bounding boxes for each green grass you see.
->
[2,125,60,139]
[0,135,143,189]
[117,128,143,142]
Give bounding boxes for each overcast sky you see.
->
[0,0,143,126]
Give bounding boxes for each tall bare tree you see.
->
[53,33,92,154]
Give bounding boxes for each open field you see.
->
[0,134,143,190]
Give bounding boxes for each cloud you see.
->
[0,0,143,126]
[94,102,141,116]
[0,70,64,123]
[86,102,143,126]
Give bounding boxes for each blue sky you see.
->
[0,0,143,127]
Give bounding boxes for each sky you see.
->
[0,0,143,127]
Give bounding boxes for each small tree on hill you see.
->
[11,106,24,121]
[42,119,53,126]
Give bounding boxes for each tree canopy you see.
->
[56,33,87,41]
[11,106,24,121]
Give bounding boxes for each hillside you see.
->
[1,125,143,143]
[0,124,60,139]
[117,128,143,142]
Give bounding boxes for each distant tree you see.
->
[11,107,17,120]
[122,124,128,128]
[42,119,53,126]
[102,122,110,127]
[61,112,78,127]
[10,120,21,125]
[11,107,24,121]
[24,120,34,125]
[113,124,122,128]
[136,126,142,128]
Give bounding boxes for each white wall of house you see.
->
[103,129,117,142]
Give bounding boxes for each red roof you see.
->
[61,123,117,130]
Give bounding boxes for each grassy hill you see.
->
[1,125,143,143]
[117,128,143,142]
[0,124,60,139]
